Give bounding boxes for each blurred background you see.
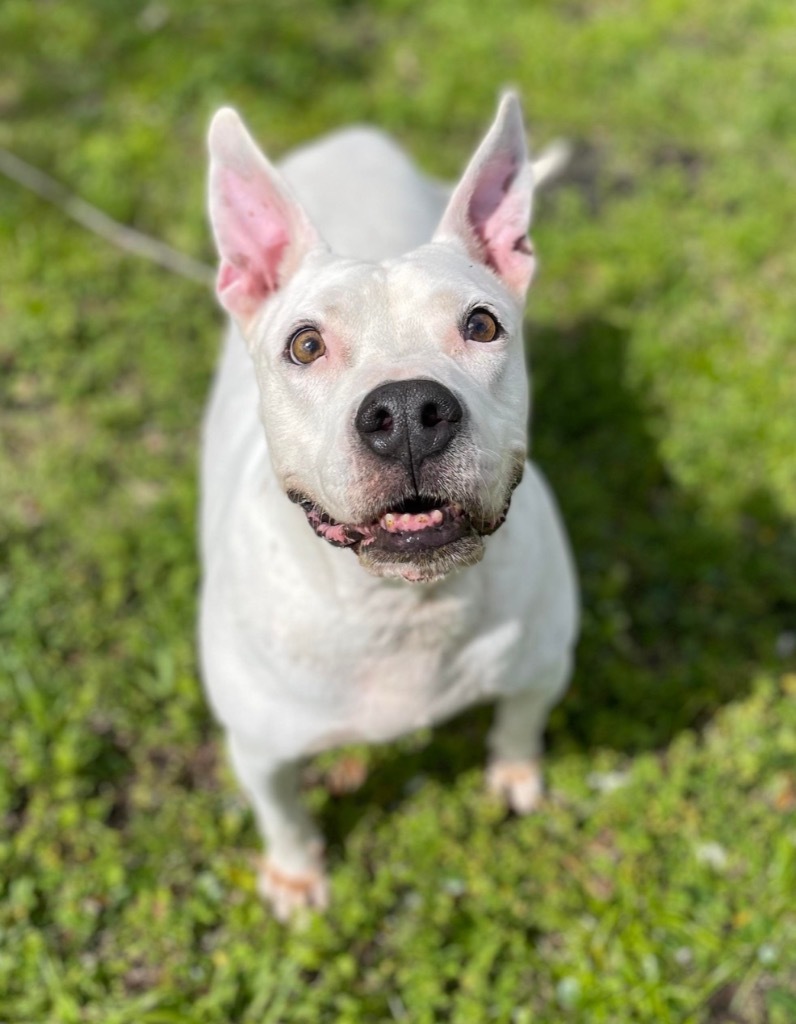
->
[1,1,795,1021]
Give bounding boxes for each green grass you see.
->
[1,0,795,1020]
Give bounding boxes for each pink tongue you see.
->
[380,508,444,533]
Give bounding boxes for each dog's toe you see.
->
[487,759,543,815]
[325,753,368,795]
[257,857,329,923]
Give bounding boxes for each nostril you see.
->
[374,405,393,430]
[357,403,395,435]
[421,402,441,428]
[374,407,393,433]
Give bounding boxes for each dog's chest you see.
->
[274,575,522,748]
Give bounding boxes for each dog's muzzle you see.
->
[287,378,522,581]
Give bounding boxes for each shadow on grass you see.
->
[531,318,795,750]
[319,317,796,852]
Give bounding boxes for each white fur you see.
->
[200,95,579,919]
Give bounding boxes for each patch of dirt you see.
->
[705,978,770,1023]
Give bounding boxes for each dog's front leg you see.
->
[228,735,327,921]
[486,656,571,815]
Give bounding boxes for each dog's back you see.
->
[279,127,448,260]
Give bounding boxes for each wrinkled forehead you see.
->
[271,244,518,345]
[385,245,519,326]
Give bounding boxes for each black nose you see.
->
[355,378,463,478]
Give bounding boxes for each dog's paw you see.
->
[487,759,543,815]
[257,857,329,923]
[325,753,368,795]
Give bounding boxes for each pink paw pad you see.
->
[487,759,544,815]
[325,754,368,795]
[257,858,329,922]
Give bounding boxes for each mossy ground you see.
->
[1,1,795,1021]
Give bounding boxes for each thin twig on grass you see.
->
[0,146,214,286]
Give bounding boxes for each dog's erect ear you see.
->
[433,92,536,297]
[208,108,324,325]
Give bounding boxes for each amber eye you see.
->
[289,327,326,365]
[464,309,499,343]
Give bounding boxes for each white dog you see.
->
[200,94,578,920]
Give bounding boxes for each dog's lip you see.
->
[287,491,510,551]
[370,501,471,553]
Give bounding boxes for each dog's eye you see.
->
[289,327,326,365]
[464,309,499,343]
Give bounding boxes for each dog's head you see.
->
[207,95,540,584]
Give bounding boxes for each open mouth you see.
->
[288,492,509,556]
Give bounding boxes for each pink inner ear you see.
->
[481,182,536,294]
[466,153,535,296]
[470,152,519,225]
[214,167,291,317]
